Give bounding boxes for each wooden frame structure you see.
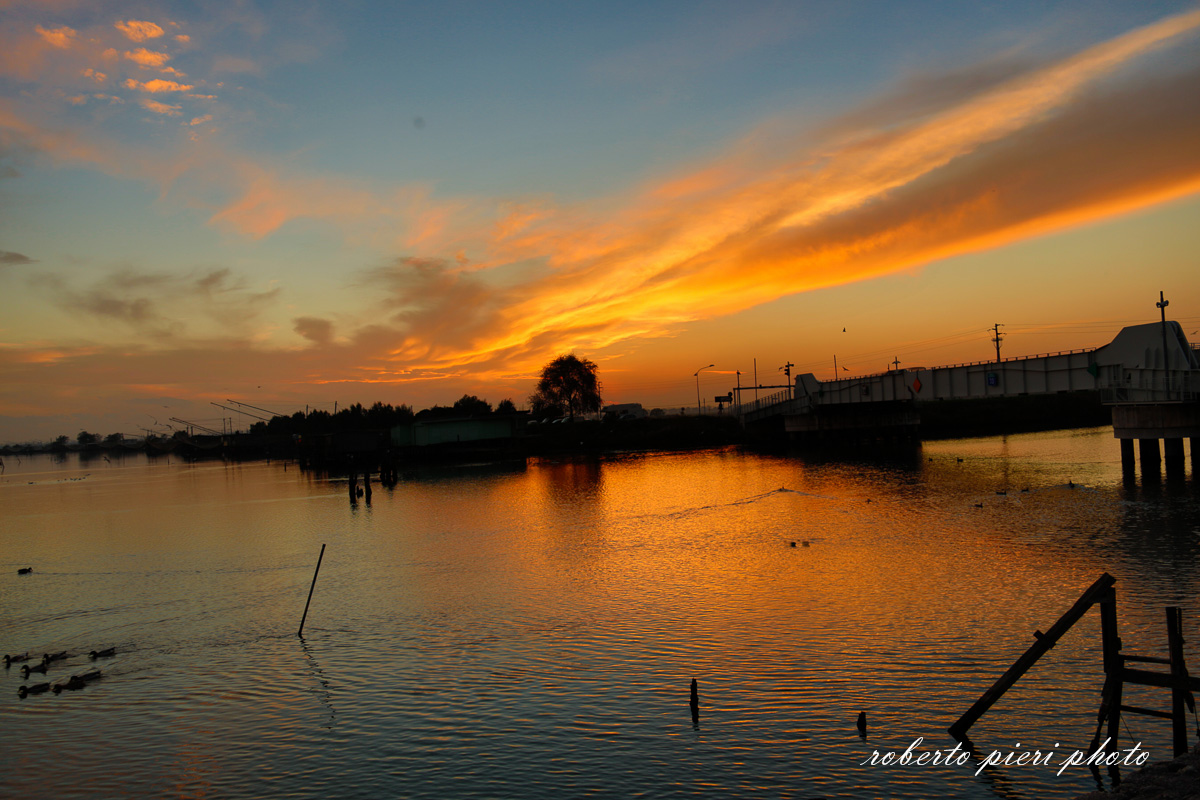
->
[949,573,1198,758]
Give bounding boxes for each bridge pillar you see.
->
[1164,438,1185,478]
[1120,438,1135,475]
[1138,438,1161,477]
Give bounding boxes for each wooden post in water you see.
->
[1167,607,1190,757]
[1100,587,1124,749]
[298,543,326,638]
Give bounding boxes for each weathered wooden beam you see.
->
[1124,655,1172,665]
[1120,704,1174,720]
[949,573,1116,740]
[1122,667,1200,692]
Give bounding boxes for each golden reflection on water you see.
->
[0,430,1197,799]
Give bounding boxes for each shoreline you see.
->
[1076,745,1200,799]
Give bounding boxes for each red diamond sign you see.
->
[912,377,922,392]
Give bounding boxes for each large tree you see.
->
[529,354,602,419]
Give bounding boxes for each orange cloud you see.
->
[124,48,170,67]
[355,9,1200,376]
[5,7,1200,406]
[140,98,181,116]
[35,24,76,49]
[207,163,382,239]
[124,78,193,93]
[115,20,164,42]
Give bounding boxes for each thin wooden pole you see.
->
[298,543,326,638]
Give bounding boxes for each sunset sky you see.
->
[2,1,1199,442]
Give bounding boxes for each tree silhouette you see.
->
[529,354,601,419]
[452,394,492,415]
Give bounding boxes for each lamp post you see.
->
[1157,290,1170,394]
[694,364,714,416]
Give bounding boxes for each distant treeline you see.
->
[247,395,519,436]
[10,395,520,451]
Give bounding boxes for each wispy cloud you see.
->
[123,47,170,68]
[3,5,1200,428]
[30,266,280,340]
[124,78,193,92]
[139,98,181,116]
[359,8,1200,376]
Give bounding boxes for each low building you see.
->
[603,403,647,420]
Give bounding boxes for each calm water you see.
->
[1,428,1198,799]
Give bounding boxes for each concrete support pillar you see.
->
[1164,438,1185,478]
[1139,438,1161,477]
[1120,438,1135,474]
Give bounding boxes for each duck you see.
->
[17,682,50,699]
[17,567,32,575]
[21,662,48,678]
[52,669,101,693]
[42,651,68,666]
[856,711,867,735]
[973,502,984,509]
[4,652,30,667]
[89,648,116,659]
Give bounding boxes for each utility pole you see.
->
[1157,290,1170,393]
[992,323,1004,364]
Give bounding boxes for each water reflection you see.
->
[0,431,1197,799]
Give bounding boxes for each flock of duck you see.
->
[6,647,116,698]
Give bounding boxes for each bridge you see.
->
[738,320,1200,478]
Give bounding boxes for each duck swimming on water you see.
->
[21,662,48,678]
[89,648,116,659]
[53,669,101,693]
[42,651,68,666]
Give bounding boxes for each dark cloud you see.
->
[359,256,503,360]
[293,316,333,344]
[31,265,281,337]
[0,250,34,266]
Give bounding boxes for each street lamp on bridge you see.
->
[694,364,714,416]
